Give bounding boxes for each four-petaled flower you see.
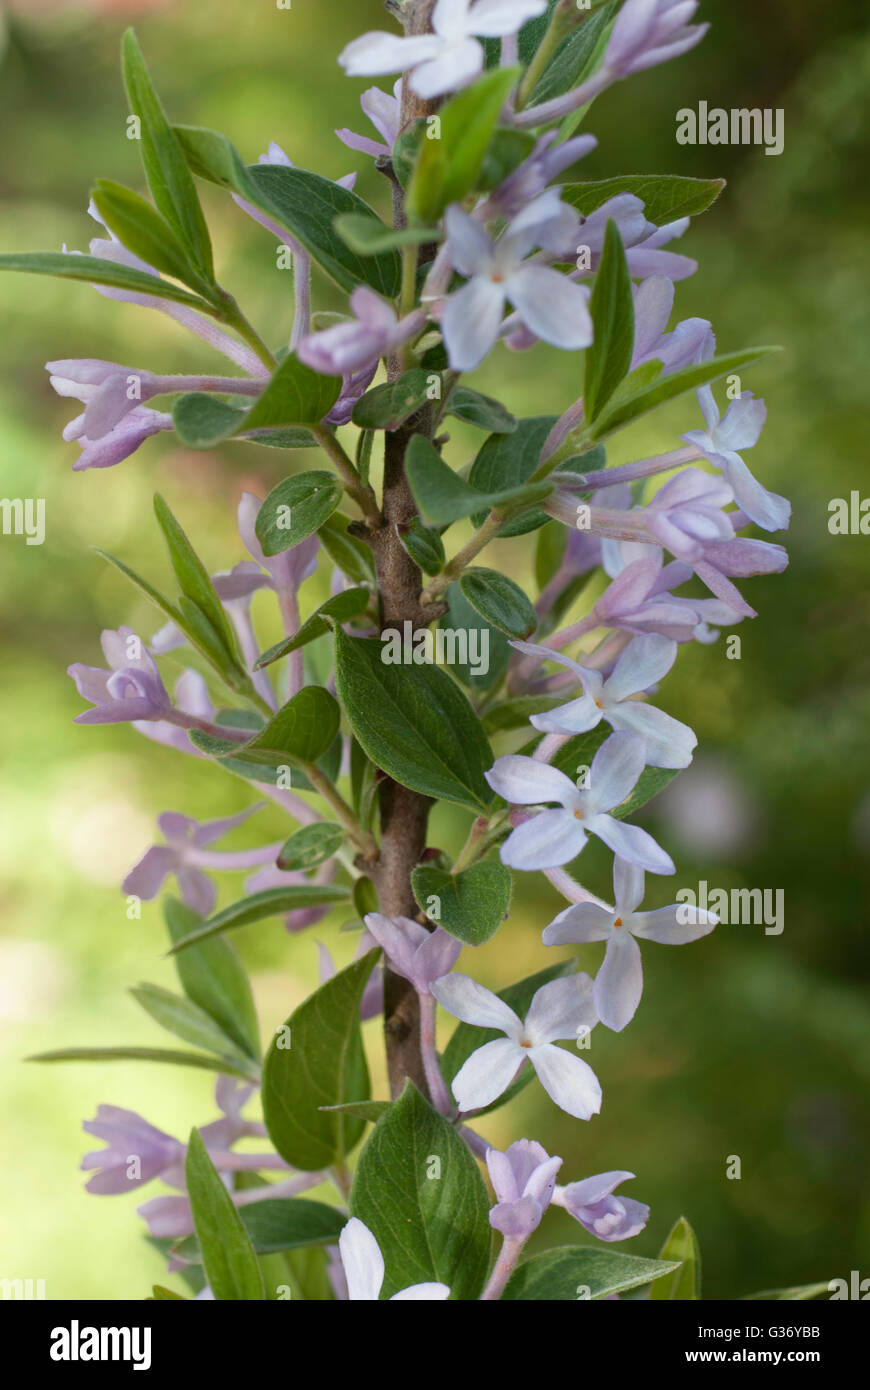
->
[485,732,675,874]
[683,378,790,533]
[486,1139,562,1239]
[430,972,602,1119]
[123,804,275,918]
[338,1218,450,1300]
[339,0,547,99]
[543,857,717,1030]
[512,633,697,769]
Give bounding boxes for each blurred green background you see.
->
[0,0,868,1300]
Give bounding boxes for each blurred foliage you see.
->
[0,0,867,1299]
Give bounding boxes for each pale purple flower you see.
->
[339,0,547,100]
[134,668,216,757]
[440,199,591,371]
[683,377,790,532]
[81,1106,182,1194]
[122,804,276,918]
[543,857,717,1030]
[574,194,656,268]
[338,1218,450,1300]
[553,1170,649,1240]
[325,360,380,426]
[430,971,601,1118]
[485,732,675,875]
[213,562,279,710]
[631,277,711,371]
[483,131,597,220]
[298,286,424,377]
[512,634,696,769]
[336,80,402,159]
[364,913,462,993]
[624,217,697,281]
[605,0,708,78]
[486,1139,562,1238]
[69,626,173,725]
[48,357,175,471]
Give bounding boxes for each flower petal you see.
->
[604,634,677,701]
[339,1218,384,1301]
[590,813,675,875]
[430,972,522,1034]
[594,933,643,1031]
[450,1037,524,1111]
[485,754,578,807]
[442,275,505,371]
[506,266,593,351]
[530,1044,602,1119]
[525,972,598,1045]
[500,809,588,871]
[542,901,614,946]
[586,731,646,814]
[607,699,696,769]
[630,903,717,943]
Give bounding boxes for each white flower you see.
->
[339,1218,450,1300]
[512,633,697,769]
[543,857,717,1030]
[440,197,592,371]
[485,732,676,874]
[339,0,548,100]
[430,971,602,1118]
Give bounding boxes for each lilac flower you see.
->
[339,0,547,100]
[363,913,462,994]
[430,971,601,1118]
[482,131,597,220]
[553,1170,649,1240]
[134,668,215,757]
[298,286,425,377]
[591,557,703,642]
[440,199,592,371]
[212,562,278,710]
[338,1218,450,1300]
[512,634,696,769]
[631,277,711,372]
[485,732,675,875]
[122,805,277,918]
[486,1140,562,1238]
[69,627,173,725]
[683,381,790,532]
[605,0,708,78]
[336,80,402,159]
[81,1107,183,1194]
[543,857,717,1030]
[48,357,175,470]
[624,217,697,281]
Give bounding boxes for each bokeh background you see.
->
[0,0,868,1300]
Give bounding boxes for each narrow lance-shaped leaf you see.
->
[91,179,213,295]
[153,494,239,665]
[185,1129,265,1300]
[164,898,260,1061]
[168,884,350,954]
[0,252,212,309]
[26,1047,256,1078]
[503,1246,681,1301]
[129,983,257,1067]
[585,218,634,421]
[121,29,213,277]
[650,1216,701,1300]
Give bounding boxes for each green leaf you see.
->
[350,1082,491,1300]
[334,629,493,812]
[172,393,246,448]
[334,214,439,255]
[476,127,537,192]
[405,434,551,527]
[0,251,210,309]
[468,415,558,535]
[262,950,379,1171]
[409,67,522,221]
[244,354,342,432]
[26,1046,254,1078]
[411,861,511,946]
[164,898,260,1061]
[169,884,350,954]
[459,568,538,639]
[256,472,343,557]
[149,1285,186,1301]
[319,1100,391,1124]
[153,494,238,661]
[391,119,426,189]
[441,960,575,1115]
[398,518,445,576]
[130,983,255,1066]
[589,347,780,440]
[535,521,567,589]
[93,547,184,628]
[550,725,680,819]
[741,1282,833,1301]
[250,164,401,296]
[317,513,375,584]
[91,180,211,293]
[185,1129,264,1299]
[440,582,510,693]
[503,1246,681,1301]
[277,823,344,872]
[177,1198,346,1261]
[351,369,433,431]
[585,219,634,420]
[446,388,517,434]
[527,4,616,106]
[562,173,726,225]
[650,1216,701,1300]
[255,587,371,668]
[121,30,213,278]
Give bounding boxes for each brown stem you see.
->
[368,0,446,1102]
